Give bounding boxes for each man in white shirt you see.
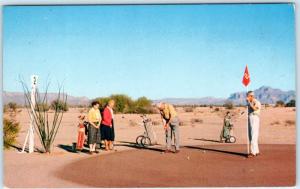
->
[247,91,261,158]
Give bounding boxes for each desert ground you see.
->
[4,106,296,187]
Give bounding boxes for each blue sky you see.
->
[3,4,295,99]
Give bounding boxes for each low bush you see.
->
[152,120,161,126]
[285,120,295,126]
[4,102,19,113]
[270,121,280,126]
[191,118,203,124]
[51,100,68,112]
[285,100,295,107]
[3,118,20,149]
[35,103,50,111]
[179,121,186,126]
[95,95,154,114]
[275,100,285,107]
[224,101,234,109]
[129,120,138,127]
[184,107,194,113]
[7,102,18,112]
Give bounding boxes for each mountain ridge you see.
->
[3,86,295,106]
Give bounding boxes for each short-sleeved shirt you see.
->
[160,104,177,121]
[248,99,261,116]
[88,108,101,123]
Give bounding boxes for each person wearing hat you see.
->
[156,102,180,153]
[246,91,261,158]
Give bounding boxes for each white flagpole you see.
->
[28,81,36,153]
[20,75,37,153]
[246,85,249,155]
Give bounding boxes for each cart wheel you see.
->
[141,137,151,147]
[136,135,144,146]
[229,136,236,143]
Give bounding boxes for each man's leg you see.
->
[165,126,172,150]
[173,123,180,151]
[89,144,93,152]
[252,116,260,155]
[249,115,255,155]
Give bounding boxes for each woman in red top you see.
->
[100,100,115,151]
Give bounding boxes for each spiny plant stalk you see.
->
[20,80,67,153]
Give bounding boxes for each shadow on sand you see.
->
[116,141,165,152]
[190,138,221,143]
[184,145,247,157]
[57,144,90,154]
[9,144,44,153]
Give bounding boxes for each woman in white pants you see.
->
[247,91,261,158]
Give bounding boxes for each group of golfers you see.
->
[77,91,261,158]
[76,100,116,154]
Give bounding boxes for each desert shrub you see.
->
[270,121,280,126]
[51,100,68,112]
[35,103,50,111]
[275,100,285,107]
[191,118,203,124]
[214,107,220,112]
[184,107,194,113]
[7,102,18,112]
[129,120,138,127]
[285,120,295,126]
[95,95,154,114]
[179,121,186,126]
[111,94,134,113]
[135,96,151,108]
[224,101,234,109]
[133,97,153,114]
[285,100,295,107]
[4,102,20,113]
[3,118,20,149]
[152,120,161,126]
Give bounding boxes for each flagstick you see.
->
[246,86,249,155]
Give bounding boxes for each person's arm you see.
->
[246,98,259,111]
[159,113,167,130]
[164,106,171,129]
[250,101,260,111]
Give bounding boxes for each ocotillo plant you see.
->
[20,81,67,153]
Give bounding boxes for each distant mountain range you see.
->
[3,92,90,106]
[153,86,295,105]
[227,86,295,105]
[3,86,295,106]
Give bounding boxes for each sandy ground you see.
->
[56,144,295,187]
[4,107,296,187]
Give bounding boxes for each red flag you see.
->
[242,65,250,87]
